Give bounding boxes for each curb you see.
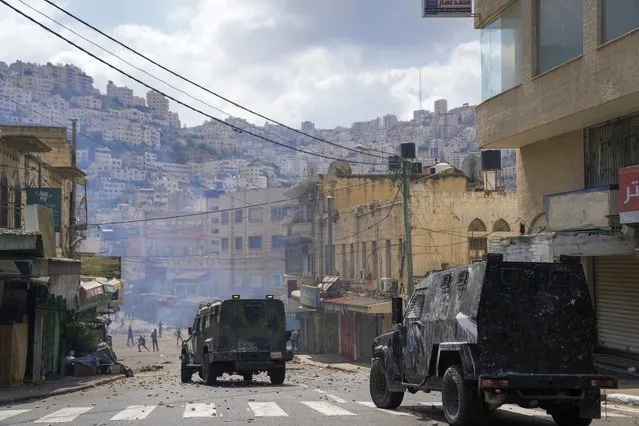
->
[292,356,365,373]
[602,393,639,406]
[0,375,127,406]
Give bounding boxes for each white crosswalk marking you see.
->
[302,401,356,416]
[0,409,31,421]
[34,407,93,423]
[313,389,347,403]
[248,402,289,417]
[110,405,157,421]
[183,403,217,418]
[356,401,413,416]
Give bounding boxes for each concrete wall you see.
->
[517,130,585,228]
[475,0,639,149]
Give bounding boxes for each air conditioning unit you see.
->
[379,278,395,293]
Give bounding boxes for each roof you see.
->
[174,271,210,281]
[321,294,392,314]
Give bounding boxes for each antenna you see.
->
[419,67,423,110]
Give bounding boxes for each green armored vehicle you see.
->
[180,295,293,385]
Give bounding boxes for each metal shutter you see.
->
[594,255,639,354]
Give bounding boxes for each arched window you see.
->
[14,179,22,229]
[0,172,8,228]
[468,218,487,232]
[529,213,547,234]
[492,218,511,232]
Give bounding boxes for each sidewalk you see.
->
[0,324,181,406]
[292,353,639,406]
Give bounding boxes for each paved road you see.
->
[0,363,636,425]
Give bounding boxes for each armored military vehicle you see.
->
[180,295,293,385]
[369,254,617,426]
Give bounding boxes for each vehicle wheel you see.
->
[552,408,593,426]
[202,353,217,386]
[243,373,253,382]
[442,365,488,426]
[269,367,285,385]
[180,355,192,383]
[369,359,404,409]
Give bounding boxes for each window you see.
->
[221,238,229,251]
[385,240,392,278]
[371,241,378,279]
[249,207,263,223]
[211,228,219,234]
[221,211,229,224]
[235,237,243,251]
[13,180,21,229]
[248,236,262,250]
[272,235,286,249]
[271,206,286,222]
[0,172,8,228]
[211,240,218,245]
[602,0,639,43]
[235,209,243,223]
[349,243,355,279]
[537,0,583,74]
[480,0,523,100]
[406,290,425,319]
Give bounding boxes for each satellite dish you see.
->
[327,160,352,177]
[461,154,482,181]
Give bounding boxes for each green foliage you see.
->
[63,315,101,355]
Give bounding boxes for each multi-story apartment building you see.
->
[434,99,448,114]
[204,187,295,298]
[473,0,639,356]
[106,81,133,106]
[301,121,315,132]
[70,96,101,110]
[146,90,169,117]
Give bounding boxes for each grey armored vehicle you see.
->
[369,254,617,426]
[180,295,293,385]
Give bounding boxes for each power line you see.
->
[335,186,402,241]
[39,0,390,159]
[15,0,382,162]
[1,1,384,166]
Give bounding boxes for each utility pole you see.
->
[326,196,334,275]
[68,119,78,256]
[401,159,414,298]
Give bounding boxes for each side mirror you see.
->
[187,327,192,336]
[286,330,292,341]
[391,297,403,324]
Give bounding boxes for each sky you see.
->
[0,0,481,129]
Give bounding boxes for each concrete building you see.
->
[301,121,315,132]
[434,99,448,114]
[106,81,133,106]
[473,0,639,357]
[283,162,518,359]
[204,187,296,299]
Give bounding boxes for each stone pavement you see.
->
[0,375,125,405]
[292,353,639,406]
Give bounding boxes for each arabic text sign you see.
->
[26,188,62,232]
[423,0,472,17]
[619,165,639,224]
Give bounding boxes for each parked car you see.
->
[369,254,617,426]
[180,295,293,385]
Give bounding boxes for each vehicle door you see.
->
[401,288,428,384]
[191,316,201,363]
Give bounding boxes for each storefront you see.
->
[594,254,639,355]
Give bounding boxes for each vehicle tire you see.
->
[552,408,593,426]
[243,373,253,382]
[269,367,285,385]
[202,353,217,386]
[369,359,404,409]
[180,355,192,383]
[442,365,488,426]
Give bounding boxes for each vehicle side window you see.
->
[194,317,200,334]
[405,290,426,320]
[203,314,210,329]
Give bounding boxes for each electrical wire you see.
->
[335,186,402,241]
[39,0,390,158]
[0,1,384,166]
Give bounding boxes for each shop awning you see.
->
[319,275,340,292]
[321,295,392,315]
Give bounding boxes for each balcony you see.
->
[544,185,619,232]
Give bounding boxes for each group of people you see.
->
[126,321,165,352]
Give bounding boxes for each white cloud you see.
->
[0,0,481,129]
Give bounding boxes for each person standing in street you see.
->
[290,329,300,351]
[176,328,183,347]
[151,329,159,351]
[127,325,134,346]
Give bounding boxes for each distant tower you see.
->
[434,99,448,114]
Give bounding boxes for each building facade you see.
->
[474,0,639,356]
